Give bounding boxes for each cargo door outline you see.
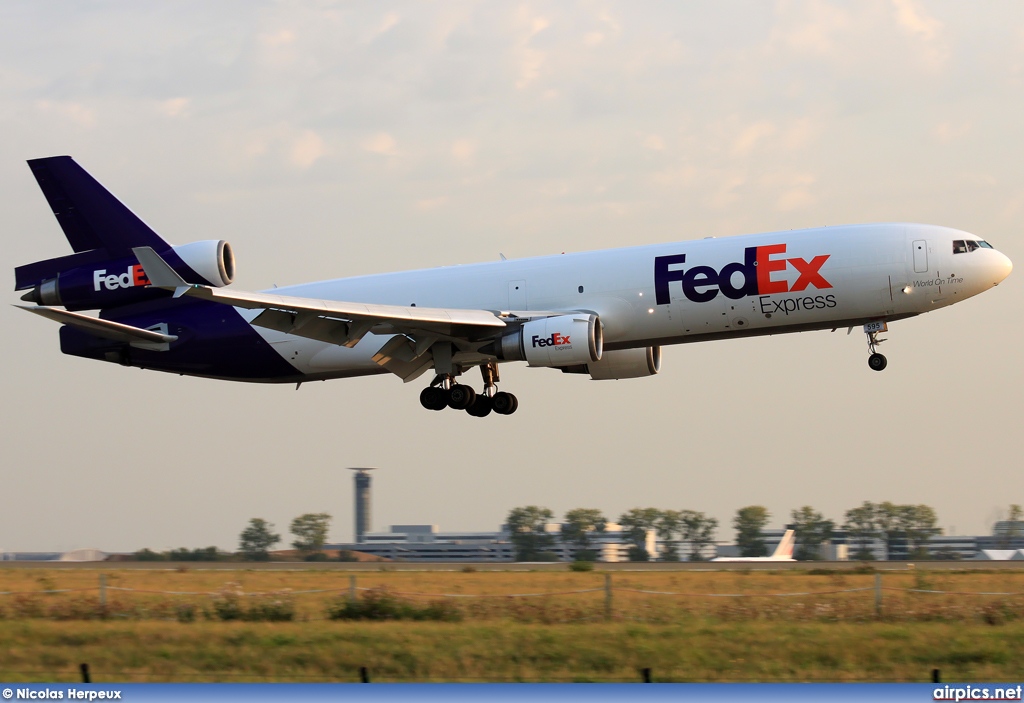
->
[912,240,929,273]
[508,280,527,310]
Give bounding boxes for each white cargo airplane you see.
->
[16,157,1012,416]
[711,530,796,563]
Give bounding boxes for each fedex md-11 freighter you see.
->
[16,156,1012,417]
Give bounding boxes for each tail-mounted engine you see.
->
[17,240,235,311]
[492,313,603,367]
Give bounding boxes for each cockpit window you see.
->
[954,239,994,253]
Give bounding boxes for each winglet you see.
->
[132,246,191,298]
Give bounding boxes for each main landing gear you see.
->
[864,322,888,371]
[419,362,518,417]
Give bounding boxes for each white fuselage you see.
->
[245,223,1011,379]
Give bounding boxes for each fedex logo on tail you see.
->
[93,265,150,292]
[654,244,831,305]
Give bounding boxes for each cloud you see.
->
[34,100,96,128]
[261,29,296,48]
[732,122,776,156]
[451,138,477,162]
[363,132,398,156]
[933,121,971,143]
[891,0,948,68]
[160,97,191,118]
[290,130,326,169]
[378,12,401,35]
[415,195,448,210]
[892,0,941,42]
[642,134,665,151]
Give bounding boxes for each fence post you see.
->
[99,574,107,608]
[874,573,882,617]
[604,573,612,621]
[349,575,357,602]
[80,663,91,683]
[360,666,370,683]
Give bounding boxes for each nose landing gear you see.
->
[864,322,888,371]
[418,362,518,416]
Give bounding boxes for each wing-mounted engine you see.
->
[561,346,661,380]
[16,240,235,311]
[491,313,603,367]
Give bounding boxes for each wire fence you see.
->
[2,573,1024,624]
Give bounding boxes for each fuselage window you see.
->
[953,240,967,254]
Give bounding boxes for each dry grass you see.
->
[2,567,1024,682]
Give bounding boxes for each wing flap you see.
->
[132,246,508,345]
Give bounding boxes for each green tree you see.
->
[290,513,332,558]
[506,506,557,561]
[618,507,661,561]
[1000,504,1023,548]
[790,506,834,561]
[901,504,940,559]
[843,501,877,560]
[874,501,901,560]
[734,506,770,557]
[561,508,607,561]
[239,518,281,561]
[680,510,718,561]
[656,510,682,561]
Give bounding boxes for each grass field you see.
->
[2,567,1024,682]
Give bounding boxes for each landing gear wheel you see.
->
[466,395,493,417]
[868,353,888,372]
[447,384,476,410]
[492,391,519,415]
[419,386,447,411]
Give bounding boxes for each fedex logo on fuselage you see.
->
[654,244,831,305]
[93,265,150,292]
[532,333,571,348]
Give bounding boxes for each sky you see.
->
[2,1,1023,553]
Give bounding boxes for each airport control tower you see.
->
[348,468,376,543]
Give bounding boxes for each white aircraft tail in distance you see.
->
[711,529,796,562]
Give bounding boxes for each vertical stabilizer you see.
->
[771,529,796,559]
[27,156,170,256]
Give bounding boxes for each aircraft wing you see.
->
[133,246,509,380]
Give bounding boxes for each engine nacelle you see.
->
[494,314,603,367]
[171,240,235,288]
[17,240,235,311]
[561,346,661,380]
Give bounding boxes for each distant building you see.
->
[326,522,657,562]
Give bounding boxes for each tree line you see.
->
[506,506,718,562]
[507,502,1024,562]
[132,513,343,562]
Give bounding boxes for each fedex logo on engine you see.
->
[93,265,150,292]
[654,244,831,304]
[532,333,571,348]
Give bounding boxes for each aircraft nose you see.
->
[994,251,1013,285]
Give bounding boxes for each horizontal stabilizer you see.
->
[17,305,178,345]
